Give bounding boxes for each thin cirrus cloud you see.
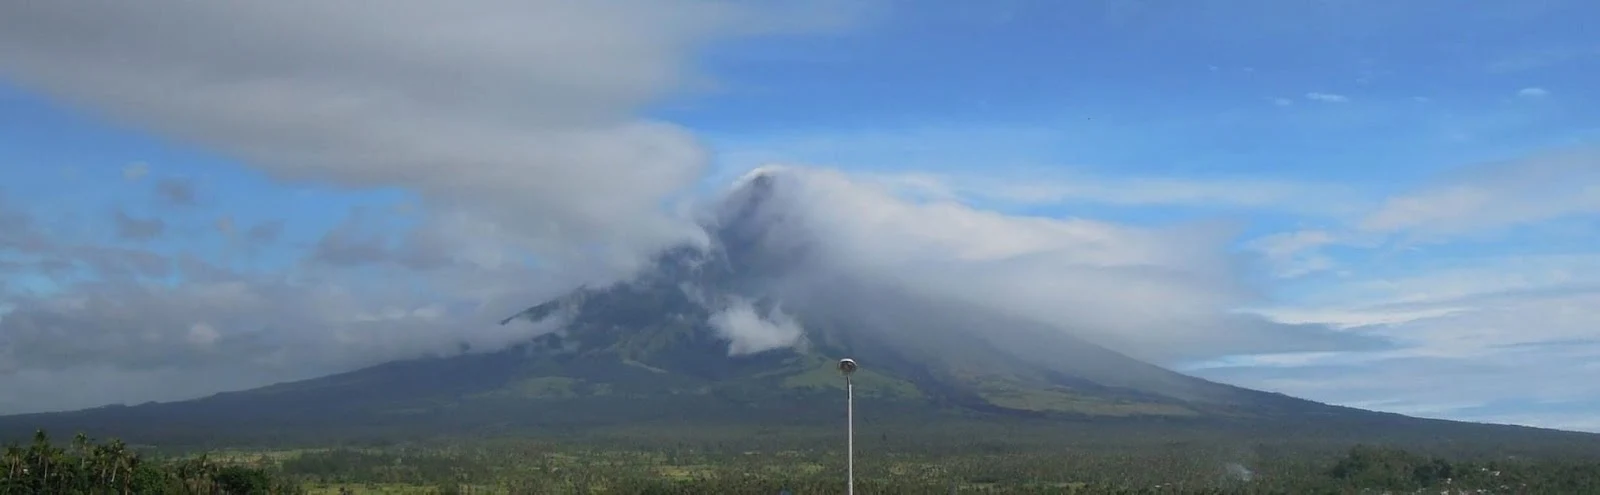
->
[859,170,1365,217]
[1357,148,1600,238]
[1239,148,1600,278]
[1305,92,1350,103]
[1214,146,1600,430]
[1197,279,1600,432]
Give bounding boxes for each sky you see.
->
[1,0,1598,431]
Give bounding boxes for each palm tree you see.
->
[70,432,90,493]
[120,452,143,495]
[102,438,129,491]
[3,445,20,478]
[178,454,221,494]
[2,444,25,495]
[27,429,59,492]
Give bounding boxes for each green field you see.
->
[9,421,1600,494]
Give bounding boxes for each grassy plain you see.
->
[115,419,1600,494]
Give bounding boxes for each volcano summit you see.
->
[0,169,1586,446]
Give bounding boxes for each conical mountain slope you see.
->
[476,169,1351,419]
[0,170,1380,441]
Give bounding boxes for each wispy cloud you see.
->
[1356,148,1600,239]
[858,170,1363,216]
[121,162,148,182]
[1245,229,1342,278]
[1305,92,1350,103]
[1487,45,1600,73]
[1218,143,1600,430]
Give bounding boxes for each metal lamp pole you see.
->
[838,358,858,495]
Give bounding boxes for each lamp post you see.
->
[838,358,858,495]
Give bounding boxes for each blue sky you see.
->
[2,0,1599,431]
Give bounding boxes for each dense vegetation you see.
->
[8,425,1600,494]
[1,430,302,494]
[269,442,1600,493]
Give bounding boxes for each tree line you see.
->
[2,430,302,494]
[9,426,1600,493]
[276,440,1600,493]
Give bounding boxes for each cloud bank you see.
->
[708,166,1382,363]
[0,0,855,413]
[0,0,858,272]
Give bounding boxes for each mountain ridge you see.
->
[3,170,1597,448]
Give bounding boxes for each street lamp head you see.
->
[838,358,858,376]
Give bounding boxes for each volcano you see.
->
[1,170,1591,446]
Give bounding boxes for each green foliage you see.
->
[4,422,1582,494]
[1320,444,1600,493]
[254,438,1600,493]
[779,358,924,399]
[10,424,1600,493]
[0,429,302,494]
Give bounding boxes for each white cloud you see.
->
[1271,97,1294,107]
[0,0,853,275]
[1357,149,1600,238]
[1191,325,1600,433]
[3,0,1592,430]
[855,169,1361,216]
[1462,410,1600,434]
[1257,252,1600,316]
[1248,230,1335,260]
[707,297,805,356]
[1305,92,1350,103]
[710,125,1368,216]
[0,0,858,414]
[0,163,1386,412]
[1251,306,1472,331]
[1207,143,1600,430]
[1213,249,1600,431]
[707,125,1066,182]
[1245,229,1339,278]
[730,167,1380,363]
[1517,86,1551,98]
[0,222,595,413]
[1488,46,1600,73]
[186,322,221,347]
